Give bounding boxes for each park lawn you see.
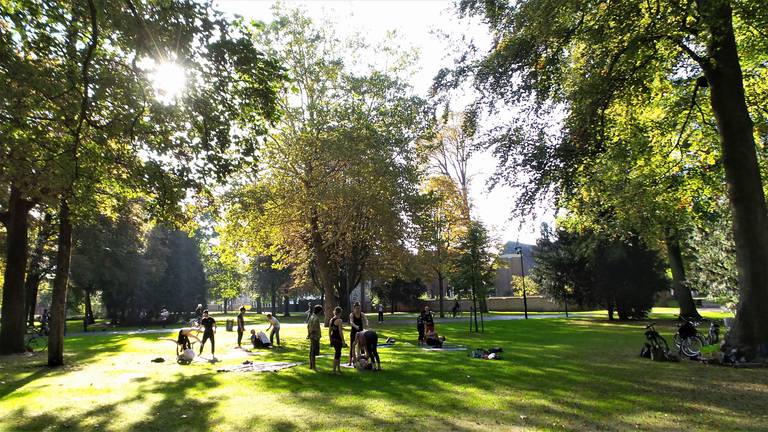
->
[1,314,765,432]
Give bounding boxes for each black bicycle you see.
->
[673,317,705,358]
[25,324,48,352]
[644,322,669,360]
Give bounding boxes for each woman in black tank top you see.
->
[329,306,345,374]
[348,302,367,365]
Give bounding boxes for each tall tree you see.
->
[444,0,768,357]
[449,220,495,332]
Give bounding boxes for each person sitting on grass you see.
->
[425,328,445,348]
[199,310,216,358]
[265,313,281,346]
[307,305,323,370]
[354,354,373,371]
[355,329,381,371]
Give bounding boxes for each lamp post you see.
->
[515,246,529,319]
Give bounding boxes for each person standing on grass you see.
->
[236,307,246,348]
[416,312,425,346]
[199,310,217,358]
[422,306,435,333]
[307,305,323,370]
[329,306,346,374]
[265,313,281,346]
[348,302,368,366]
[452,301,460,318]
[377,303,384,323]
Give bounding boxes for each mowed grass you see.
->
[1,312,765,432]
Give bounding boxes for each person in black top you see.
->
[416,313,425,346]
[452,301,461,317]
[348,302,368,366]
[176,327,201,356]
[236,307,246,348]
[199,310,216,357]
[355,329,381,371]
[329,306,346,374]
[421,306,435,333]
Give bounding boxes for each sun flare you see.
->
[146,60,187,104]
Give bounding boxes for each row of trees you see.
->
[437,0,768,357]
[0,0,284,365]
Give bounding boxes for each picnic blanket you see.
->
[217,361,302,373]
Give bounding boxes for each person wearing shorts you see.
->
[329,306,345,374]
[199,310,216,357]
[356,329,381,371]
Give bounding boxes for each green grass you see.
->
[1,309,764,432]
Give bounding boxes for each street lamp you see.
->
[515,246,529,319]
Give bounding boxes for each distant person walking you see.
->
[329,307,346,374]
[307,305,323,370]
[266,313,281,346]
[377,303,384,323]
[194,304,204,325]
[452,301,461,318]
[348,302,368,366]
[236,307,246,348]
[199,310,216,358]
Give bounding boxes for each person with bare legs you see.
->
[348,302,368,366]
[329,307,346,374]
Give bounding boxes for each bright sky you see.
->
[213,0,554,244]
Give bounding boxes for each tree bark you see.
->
[49,200,73,366]
[283,295,291,317]
[270,286,277,316]
[0,186,33,354]
[256,296,262,314]
[25,213,54,327]
[84,284,95,324]
[309,211,337,324]
[699,0,768,357]
[437,271,445,318]
[665,233,701,319]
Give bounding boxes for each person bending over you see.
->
[176,327,201,356]
[355,329,381,371]
[236,307,246,348]
[329,307,346,374]
[348,302,368,366]
[199,310,217,357]
[265,313,281,346]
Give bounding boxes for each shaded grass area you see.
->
[1,311,764,432]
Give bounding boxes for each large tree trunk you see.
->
[0,186,33,354]
[309,211,337,324]
[283,295,291,317]
[699,0,768,358]
[270,286,277,316]
[665,232,701,320]
[84,284,95,325]
[256,296,262,314]
[25,213,54,327]
[437,271,445,318]
[49,200,73,367]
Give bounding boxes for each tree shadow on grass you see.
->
[5,371,220,432]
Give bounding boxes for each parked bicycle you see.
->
[674,317,705,358]
[25,324,48,352]
[643,322,670,361]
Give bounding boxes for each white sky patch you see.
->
[214,0,555,244]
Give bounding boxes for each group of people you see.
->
[306,302,382,373]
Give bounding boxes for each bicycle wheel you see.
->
[681,336,703,357]
[26,335,48,352]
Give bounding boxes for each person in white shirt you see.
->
[265,313,281,346]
